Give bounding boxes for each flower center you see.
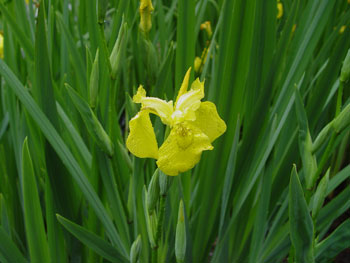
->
[175,124,193,149]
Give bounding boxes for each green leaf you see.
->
[175,0,195,90]
[315,220,350,262]
[0,3,34,60]
[21,137,51,263]
[0,226,28,263]
[311,169,329,218]
[294,87,317,189]
[65,83,114,157]
[56,12,87,97]
[289,165,314,263]
[0,59,128,258]
[57,215,128,263]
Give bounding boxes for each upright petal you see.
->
[156,123,213,176]
[172,78,205,124]
[175,68,192,105]
[192,101,226,142]
[126,110,159,159]
[133,85,173,125]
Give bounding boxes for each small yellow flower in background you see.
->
[126,68,226,176]
[139,0,154,34]
[194,47,209,73]
[339,25,346,34]
[200,21,212,39]
[0,33,4,59]
[292,24,297,33]
[277,2,283,19]
[194,57,202,73]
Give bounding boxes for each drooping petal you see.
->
[192,101,226,142]
[156,123,213,176]
[126,110,158,159]
[175,67,192,106]
[133,85,173,125]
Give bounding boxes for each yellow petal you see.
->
[133,85,147,103]
[140,0,154,11]
[126,110,158,159]
[175,68,192,105]
[192,101,226,142]
[133,85,173,125]
[173,78,205,124]
[156,123,213,176]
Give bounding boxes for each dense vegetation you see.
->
[0,0,349,262]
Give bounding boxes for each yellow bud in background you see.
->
[200,21,212,39]
[339,25,346,34]
[175,200,186,263]
[277,2,283,19]
[139,0,154,34]
[194,47,209,73]
[0,33,3,59]
[194,57,202,73]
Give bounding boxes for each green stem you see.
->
[153,194,166,263]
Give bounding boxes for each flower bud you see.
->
[333,103,350,133]
[175,200,186,263]
[110,23,127,78]
[312,169,329,218]
[200,21,212,39]
[340,49,350,83]
[147,169,160,214]
[89,49,99,109]
[91,111,114,156]
[0,32,4,59]
[130,235,142,263]
[194,57,202,73]
[159,170,173,196]
[277,2,283,19]
[139,0,154,34]
[142,186,156,248]
[312,122,333,153]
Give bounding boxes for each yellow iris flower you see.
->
[126,68,226,176]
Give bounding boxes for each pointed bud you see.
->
[175,200,186,263]
[159,170,173,196]
[147,169,160,214]
[110,23,127,78]
[89,49,99,108]
[340,49,350,83]
[312,122,333,153]
[142,186,156,248]
[130,235,142,263]
[333,103,350,133]
[91,112,114,156]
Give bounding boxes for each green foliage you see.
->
[0,0,349,262]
